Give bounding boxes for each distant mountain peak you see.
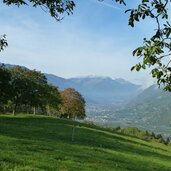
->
[115,78,127,83]
[45,74,142,104]
[115,78,139,86]
[71,75,112,80]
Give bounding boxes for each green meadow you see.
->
[0,114,171,171]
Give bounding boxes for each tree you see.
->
[0,65,11,111]
[44,84,61,116]
[7,66,48,115]
[24,69,48,115]
[60,88,86,142]
[0,66,62,115]
[60,88,86,119]
[8,66,30,115]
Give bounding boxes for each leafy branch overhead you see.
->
[1,0,76,52]
[3,0,125,20]
[3,0,75,21]
[0,35,8,52]
[126,0,171,91]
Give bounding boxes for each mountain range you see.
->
[1,63,142,105]
[45,74,142,105]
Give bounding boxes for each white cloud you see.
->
[95,1,123,11]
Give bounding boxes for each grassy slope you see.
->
[0,115,171,171]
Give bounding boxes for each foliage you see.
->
[45,84,61,115]
[8,66,33,114]
[124,0,171,91]
[0,65,11,105]
[1,114,171,170]
[22,69,49,110]
[0,65,86,118]
[0,66,61,115]
[3,0,75,21]
[116,126,169,145]
[0,35,8,52]
[60,88,86,119]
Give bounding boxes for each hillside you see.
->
[45,74,142,105]
[114,85,171,136]
[1,115,171,171]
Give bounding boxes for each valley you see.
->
[2,63,171,138]
[45,71,171,137]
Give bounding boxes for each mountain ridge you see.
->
[1,63,142,105]
[45,73,142,105]
[113,84,171,136]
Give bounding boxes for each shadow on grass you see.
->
[0,115,171,166]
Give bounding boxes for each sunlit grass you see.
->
[0,114,171,171]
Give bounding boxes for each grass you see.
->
[0,114,171,171]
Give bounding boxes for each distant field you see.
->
[0,114,171,171]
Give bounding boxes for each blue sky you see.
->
[0,0,156,86]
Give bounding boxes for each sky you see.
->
[0,0,157,86]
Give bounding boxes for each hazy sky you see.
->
[0,0,157,86]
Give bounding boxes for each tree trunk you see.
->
[47,105,50,116]
[12,104,17,116]
[3,106,6,113]
[72,123,76,142]
[33,107,36,115]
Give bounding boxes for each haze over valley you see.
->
[46,72,171,137]
[2,63,171,137]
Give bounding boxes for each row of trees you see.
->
[0,65,86,119]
